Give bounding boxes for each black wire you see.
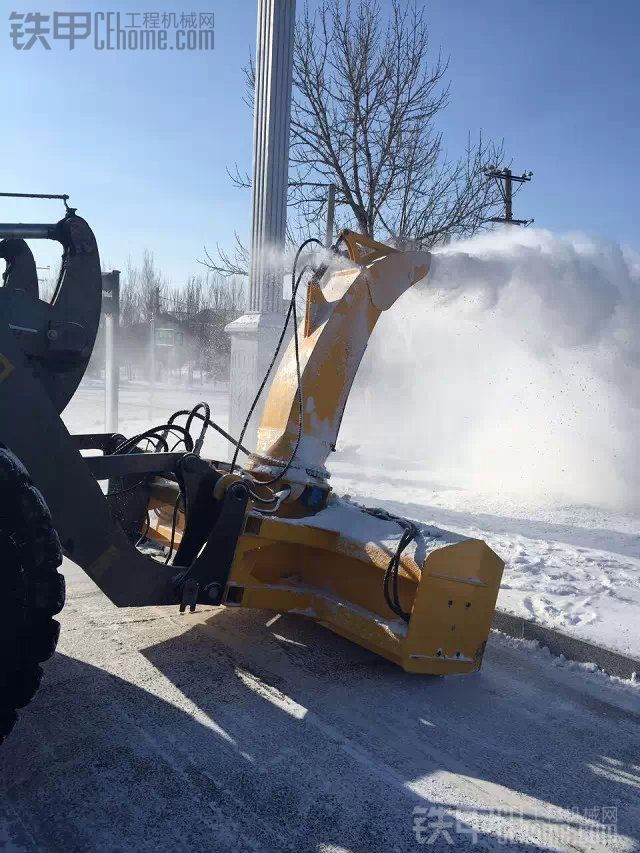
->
[229,260,314,488]
[230,238,325,474]
[256,266,307,487]
[113,430,168,454]
[109,237,337,535]
[385,523,417,623]
[111,425,194,456]
[249,484,292,512]
[245,485,279,504]
[364,507,418,623]
[105,411,197,543]
[184,401,210,455]
[167,408,251,456]
[106,425,193,499]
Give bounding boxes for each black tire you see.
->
[0,445,65,746]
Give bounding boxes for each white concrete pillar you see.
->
[102,270,120,433]
[226,0,296,451]
[248,0,295,313]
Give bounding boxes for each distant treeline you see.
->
[90,251,246,385]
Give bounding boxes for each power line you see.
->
[483,167,533,226]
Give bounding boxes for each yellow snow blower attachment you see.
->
[0,207,503,683]
[201,231,504,674]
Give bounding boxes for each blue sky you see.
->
[1,0,639,283]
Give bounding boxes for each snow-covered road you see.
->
[2,560,640,852]
[3,381,639,851]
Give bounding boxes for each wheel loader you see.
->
[0,196,504,745]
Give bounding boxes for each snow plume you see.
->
[339,227,640,511]
[250,243,344,299]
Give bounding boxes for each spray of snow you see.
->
[249,242,344,300]
[339,226,640,512]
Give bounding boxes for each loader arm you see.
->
[0,212,184,606]
[247,231,430,487]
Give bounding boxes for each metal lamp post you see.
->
[102,270,120,433]
[226,0,296,450]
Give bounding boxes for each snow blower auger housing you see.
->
[0,202,504,744]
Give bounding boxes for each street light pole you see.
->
[102,271,120,433]
[247,0,296,313]
[226,0,297,450]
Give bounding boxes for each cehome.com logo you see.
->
[9,11,215,51]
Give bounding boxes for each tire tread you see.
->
[0,445,64,745]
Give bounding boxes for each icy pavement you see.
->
[62,382,640,658]
[1,559,639,852]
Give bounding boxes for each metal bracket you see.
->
[179,578,199,614]
[173,480,249,609]
[173,454,221,567]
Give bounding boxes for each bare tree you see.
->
[116,254,247,382]
[206,0,504,276]
[138,250,165,321]
[119,258,141,327]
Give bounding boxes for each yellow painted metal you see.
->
[224,503,504,674]
[148,231,504,674]
[245,230,431,488]
[226,230,503,674]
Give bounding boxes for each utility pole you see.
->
[325,183,336,247]
[483,166,533,226]
[287,179,337,246]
